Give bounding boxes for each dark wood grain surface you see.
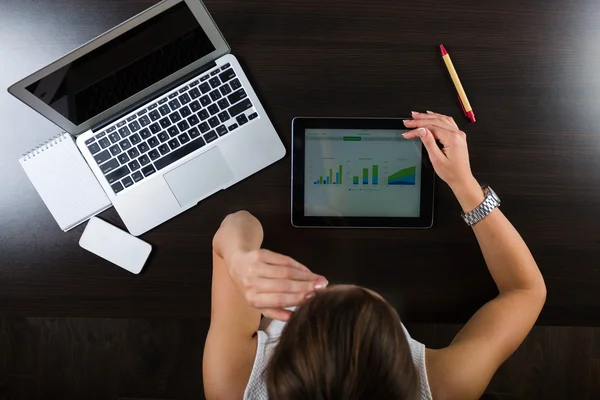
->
[1,0,600,325]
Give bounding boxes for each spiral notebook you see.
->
[19,132,112,232]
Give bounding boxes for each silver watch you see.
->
[461,186,501,226]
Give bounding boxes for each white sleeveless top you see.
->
[244,317,433,400]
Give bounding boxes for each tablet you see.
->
[292,118,435,228]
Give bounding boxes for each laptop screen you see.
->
[25,2,215,126]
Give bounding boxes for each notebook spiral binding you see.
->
[20,132,69,161]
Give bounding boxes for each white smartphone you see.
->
[79,217,152,274]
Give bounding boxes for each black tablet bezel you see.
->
[291,117,435,228]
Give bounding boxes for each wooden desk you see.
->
[1,0,599,326]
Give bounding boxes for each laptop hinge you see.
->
[92,60,217,132]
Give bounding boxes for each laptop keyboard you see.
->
[83,63,259,194]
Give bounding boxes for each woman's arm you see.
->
[203,211,325,400]
[404,112,546,400]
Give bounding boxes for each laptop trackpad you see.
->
[164,147,234,207]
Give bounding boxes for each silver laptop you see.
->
[8,0,285,236]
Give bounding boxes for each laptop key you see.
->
[129,120,141,132]
[154,137,206,171]
[179,93,191,105]
[99,138,111,149]
[117,120,127,128]
[168,126,179,137]
[112,182,124,194]
[209,77,221,88]
[219,69,236,82]
[94,150,111,165]
[96,131,107,139]
[228,99,252,117]
[139,155,150,166]
[117,153,129,164]
[189,100,201,112]
[101,158,120,174]
[209,90,222,101]
[159,104,171,116]
[168,99,181,110]
[228,89,247,105]
[127,148,140,159]
[139,128,151,140]
[179,86,189,94]
[158,131,169,142]
[180,105,191,118]
[122,176,134,188]
[178,132,190,144]
[109,145,122,156]
[208,116,220,128]
[208,104,220,116]
[132,171,144,182]
[112,134,129,150]
[198,109,210,121]
[218,111,230,123]
[188,114,200,126]
[177,120,190,132]
[199,95,211,107]
[217,99,230,110]
[211,69,220,76]
[158,144,170,155]
[199,122,210,133]
[216,125,228,136]
[149,110,161,121]
[168,92,178,99]
[149,123,161,134]
[106,126,116,133]
[228,123,238,132]
[221,63,231,70]
[139,115,151,127]
[118,126,131,138]
[237,114,249,126]
[190,87,201,99]
[87,142,101,155]
[148,103,158,110]
[169,112,182,123]
[130,134,141,145]
[199,82,211,94]
[204,130,218,143]
[158,97,168,105]
[106,165,130,184]
[148,149,160,161]
[127,115,136,122]
[188,127,200,139]
[137,142,149,154]
[190,80,200,87]
[220,84,232,96]
[109,132,120,143]
[85,137,95,145]
[142,165,156,177]
[168,139,180,150]
[200,74,210,82]
[137,109,148,116]
[249,112,258,120]
[159,117,171,129]
[148,137,160,148]
[230,78,242,90]
[129,160,141,172]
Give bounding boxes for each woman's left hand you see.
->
[225,249,328,321]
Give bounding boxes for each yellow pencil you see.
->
[440,44,476,123]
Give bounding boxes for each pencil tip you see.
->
[440,44,448,56]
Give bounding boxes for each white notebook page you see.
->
[19,133,112,231]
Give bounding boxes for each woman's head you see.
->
[266,285,419,400]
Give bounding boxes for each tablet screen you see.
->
[304,129,423,217]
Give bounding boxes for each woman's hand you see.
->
[402,111,476,189]
[225,248,327,321]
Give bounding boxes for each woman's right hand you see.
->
[402,111,475,189]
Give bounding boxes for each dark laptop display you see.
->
[25,2,215,125]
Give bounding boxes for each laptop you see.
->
[8,0,286,236]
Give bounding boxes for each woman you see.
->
[203,111,546,400]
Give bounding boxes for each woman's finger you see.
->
[403,121,455,143]
[259,249,309,270]
[404,117,455,133]
[256,263,323,283]
[251,293,307,309]
[404,128,447,169]
[426,110,459,129]
[255,277,319,294]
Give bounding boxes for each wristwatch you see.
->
[461,185,501,226]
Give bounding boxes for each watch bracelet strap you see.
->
[461,188,499,226]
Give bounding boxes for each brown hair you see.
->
[265,286,420,400]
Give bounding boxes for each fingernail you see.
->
[305,292,315,299]
[426,110,434,114]
[411,111,419,116]
[314,278,329,290]
[403,119,411,124]
[401,132,408,138]
[418,128,427,138]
